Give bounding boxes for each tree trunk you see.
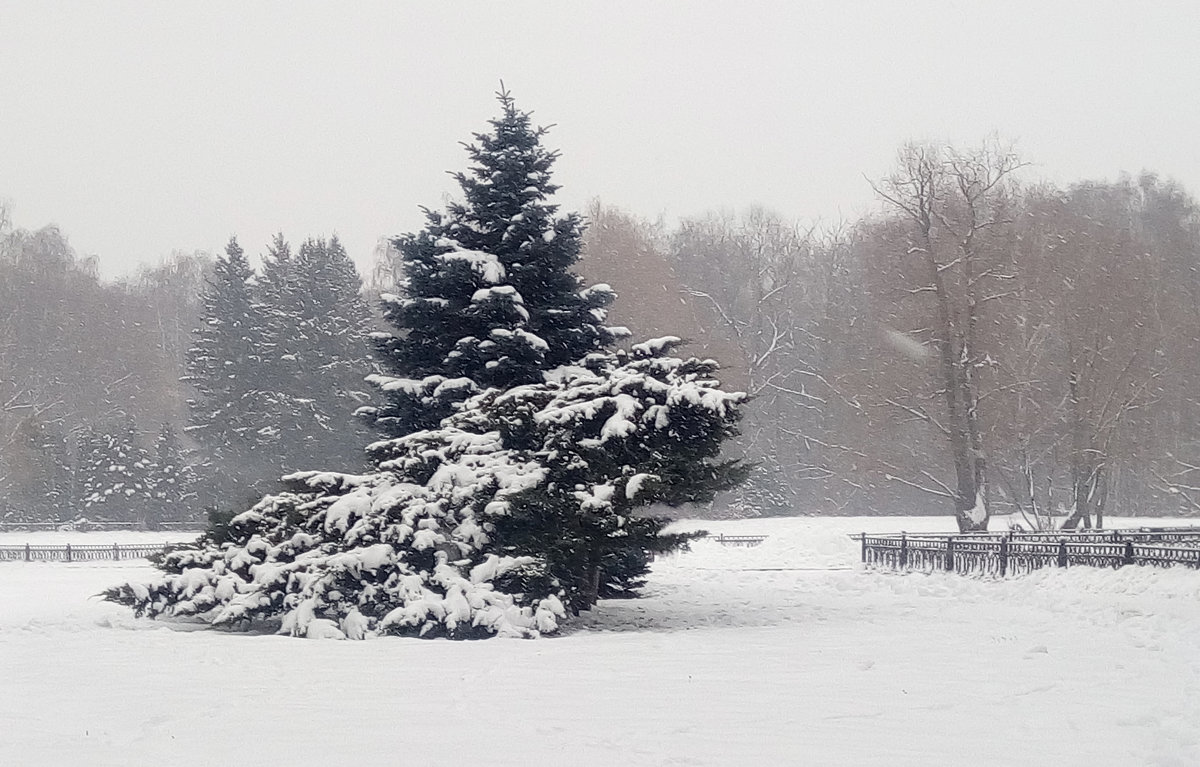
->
[931,259,988,534]
[583,563,602,611]
[1063,458,1105,531]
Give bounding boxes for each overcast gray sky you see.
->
[2,1,1198,278]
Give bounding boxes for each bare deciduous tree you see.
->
[862,141,1026,530]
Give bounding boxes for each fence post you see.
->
[999,536,1008,577]
[24,543,31,562]
[717,533,724,545]
[861,533,867,564]
[65,542,72,563]
[1056,539,1067,567]
[113,542,120,561]
[1123,541,1134,566]
[945,536,955,571]
[899,532,908,569]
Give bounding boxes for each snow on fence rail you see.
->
[0,542,172,563]
[853,528,1200,576]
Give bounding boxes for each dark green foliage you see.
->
[183,237,279,504]
[362,89,625,438]
[201,507,237,547]
[147,423,199,520]
[260,234,372,473]
[74,416,152,522]
[71,416,202,525]
[185,232,372,511]
[487,341,748,613]
[107,341,746,637]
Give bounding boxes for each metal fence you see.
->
[854,528,1200,576]
[703,533,768,547]
[0,533,764,565]
[0,542,172,563]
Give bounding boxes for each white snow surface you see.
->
[2,516,1199,766]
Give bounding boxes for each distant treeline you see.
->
[578,145,1200,528]
[5,139,1200,526]
[0,216,371,524]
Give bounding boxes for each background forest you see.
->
[5,141,1200,527]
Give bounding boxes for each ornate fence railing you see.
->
[0,542,173,563]
[853,528,1200,576]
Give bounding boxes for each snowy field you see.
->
[2,516,1199,766]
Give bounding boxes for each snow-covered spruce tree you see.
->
[77,416,154,523]
[257,233,295,308]
[105,92,747,638]
[259,234,372,473]
[146,423,200,523]
[107,343,745,637]
[71,423,104,513]
[183,237,279,505]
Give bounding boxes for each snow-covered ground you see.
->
[2,516,1199,766]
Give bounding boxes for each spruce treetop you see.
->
[365,89,626,438]
[185,236,264,397]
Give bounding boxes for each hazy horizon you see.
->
[3,1,1198,278]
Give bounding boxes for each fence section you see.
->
[856,528,1200,576]
[0,542,172,563]
[1,534,764,564]
[704,533,768,547]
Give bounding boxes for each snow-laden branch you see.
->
[884,398,951,437]
[883,471,955,499]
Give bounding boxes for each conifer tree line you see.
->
[8,104,1200,540]
[1,206,373,525]
[184,233,372,511]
